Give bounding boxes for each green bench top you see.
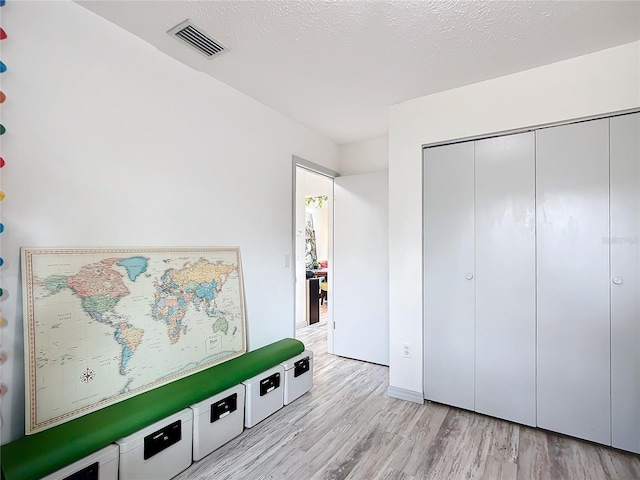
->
[1,338,304,480]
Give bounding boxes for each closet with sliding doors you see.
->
[422,112,640,454]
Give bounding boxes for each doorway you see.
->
[293,158,337,351]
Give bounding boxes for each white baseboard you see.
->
[386,385,424,404]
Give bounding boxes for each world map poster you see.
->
[21,247,247,434]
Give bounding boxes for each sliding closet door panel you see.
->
[536,119,611,445]
[610,112,640,453]
[475,133,536,426]
[423,142,475,410]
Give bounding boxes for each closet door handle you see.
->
[466,273,474,280]
[612,276,623,285]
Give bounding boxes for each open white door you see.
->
[333,171,389,365]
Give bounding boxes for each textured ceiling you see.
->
[77,0,640,145]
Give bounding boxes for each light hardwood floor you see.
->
[175,320,640,480]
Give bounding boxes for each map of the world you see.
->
[21,247,246,434]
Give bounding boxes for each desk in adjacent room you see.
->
[306,277,320,325]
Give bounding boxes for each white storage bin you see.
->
[280,350,314,405]
[190,384,245,461]
[116,408,192,480]
[242,365,284,428]
[41,444,119,480]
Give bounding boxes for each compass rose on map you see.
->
[80,367,95,384]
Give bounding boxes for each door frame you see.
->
[292,156,339,352]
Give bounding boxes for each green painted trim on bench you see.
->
[1,338,304,480]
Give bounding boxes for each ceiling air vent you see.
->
[168,20,227,58]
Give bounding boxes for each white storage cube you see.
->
[242,365,284,428]
[116,408,192,480]
[280,350,314,405]
[190,384,245,461]
[41,444,119,480]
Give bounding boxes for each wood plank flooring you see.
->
[175,321,640,480]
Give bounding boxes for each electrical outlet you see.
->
[402,343,411,358]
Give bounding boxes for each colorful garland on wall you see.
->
[0,0,7,400]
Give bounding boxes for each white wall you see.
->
[0,0,338,444]
[338,134,389,175]
[388,41,640,398]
